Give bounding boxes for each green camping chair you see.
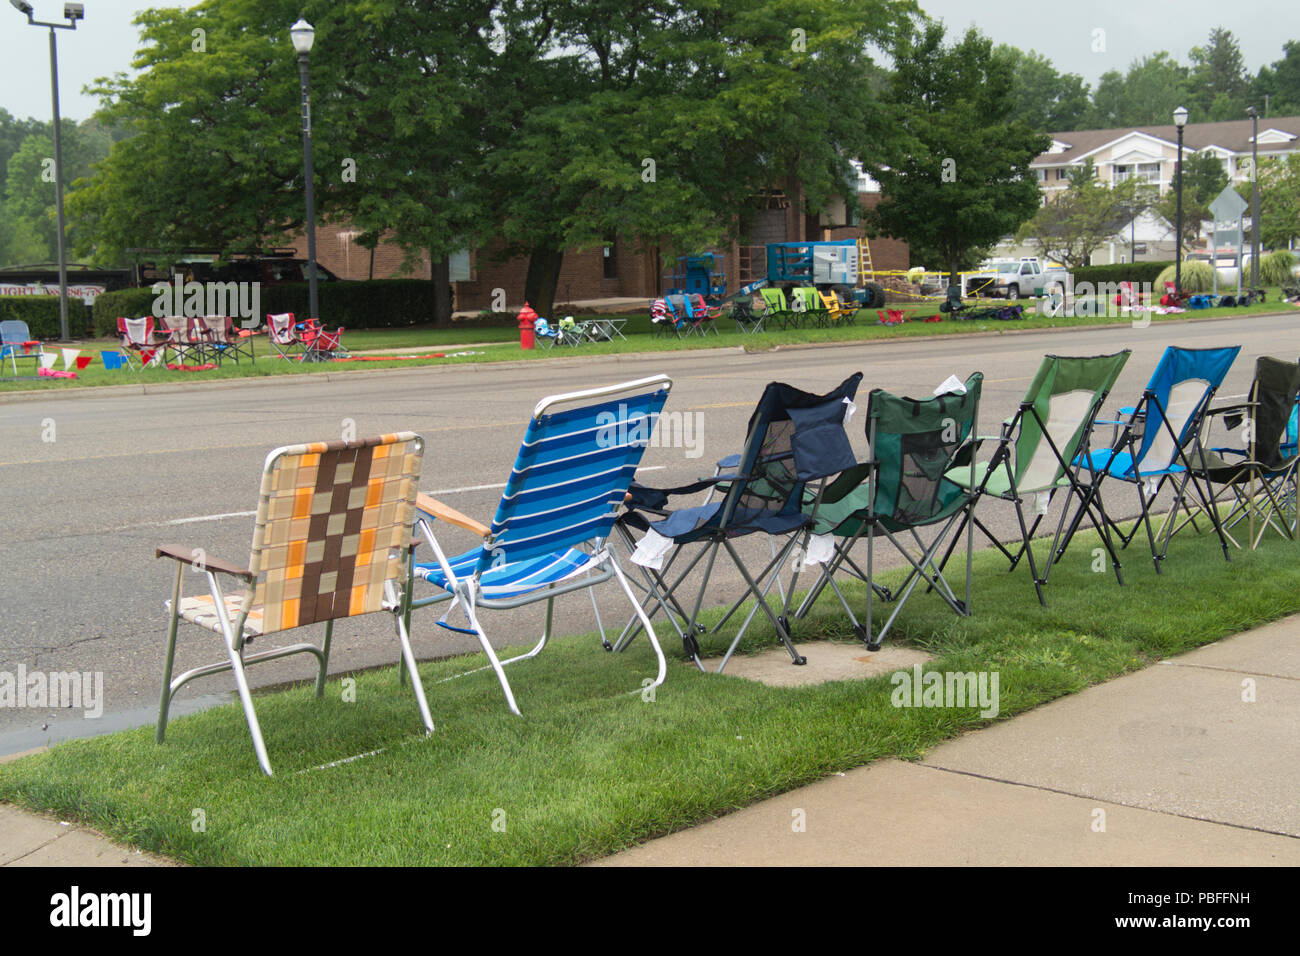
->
[937,351,1131,606]
[759,287,800,330]
[792,286,830,328]
[792,374,983,650]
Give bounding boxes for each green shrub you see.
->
[1070,261,1173,288]
[0,295,91,338]
[93,279,442,334]
[1154,261,1216,293]
[1260,250,1298,287]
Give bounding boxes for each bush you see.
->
[1153,262,1216,293]
[0,295,91,338]
[91,278,443,336]
[1070,261,1173,289]
[1260,250,1298,287]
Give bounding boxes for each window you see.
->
[602,237,617,279]
[1113,164,1132,183]
[1136,162,1161,183]
[1056,168,1068,181]
[1035,168,1047,182]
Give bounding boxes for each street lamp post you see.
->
[1173,106,1188,295]
[1246,105,1261,292]
[11,0,84,342]
[290,18,319,322]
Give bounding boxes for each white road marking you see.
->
[164,510,257,525]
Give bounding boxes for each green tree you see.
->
[996,45,1090,132]
[1237,154,1300,248]
[1016,159,1155,268]
[863,21,1049,282]
[2,121,110,264]
[1155,150,1230,250]
[1252,40,1300,116]
[1188,28,1251,121]
[1085,53,1190,129]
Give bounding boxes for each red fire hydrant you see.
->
[517,302,537,350]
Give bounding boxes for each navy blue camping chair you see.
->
[408,375,672,714]
[614,374,862,671]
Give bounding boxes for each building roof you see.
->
[1031,116,1300,167]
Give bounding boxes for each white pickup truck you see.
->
[962,258,1071,300]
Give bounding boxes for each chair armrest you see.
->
[1204,401,1254,417]
[416,493,490,537]
[156,543,254,581]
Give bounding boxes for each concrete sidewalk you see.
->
[596,616,1300,866]
[2,617,1297,867]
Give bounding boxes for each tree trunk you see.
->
[430,253,453,326]
[947,254,960,291]
[524,245,565,318]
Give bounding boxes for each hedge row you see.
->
[0,295,92,338]
[91,279,443,337]
[1069,260,1174,289]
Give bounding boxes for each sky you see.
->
[0,0,1295,122]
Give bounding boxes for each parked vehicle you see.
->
[962,257,1071,300]
[765,239,886,308]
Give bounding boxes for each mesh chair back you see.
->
[475,378,671,573]
[759,288,787,313]
[1249,356,1300,471]
[868,374,983,529]
[1015,351,1130,491]
[0,320,33,344]
[248,433,424,634]
[720,374,863,530]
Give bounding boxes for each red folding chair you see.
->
[117,316,171,370]
[266,313,305,360]
[301,320,347,361]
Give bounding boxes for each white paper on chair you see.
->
[935,374,966,396]
[1144,477,1160,497]
[631,528,673,569]
[842,397,857,425]
[1034,491,1051,516]
[800,533,835,568]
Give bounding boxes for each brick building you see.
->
[289,178,909,312]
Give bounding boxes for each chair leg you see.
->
[156,562,184,744]
[391,604,434,733]
[315,619,333,698]
[607,555,668,692]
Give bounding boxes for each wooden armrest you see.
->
[156,543,254,581]
[416,493,490,537]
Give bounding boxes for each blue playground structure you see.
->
[664,253,726,302]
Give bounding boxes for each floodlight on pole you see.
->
[292,19,319,322]
[1174,107,1188,295]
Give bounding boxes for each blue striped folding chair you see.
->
[407,375,672,713]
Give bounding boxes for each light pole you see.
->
[290,18,319,321]
[1246,105,1261,292]
[11,0,84,342]
[1173,106,1188,295]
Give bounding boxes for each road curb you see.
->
[1,311,1292,406]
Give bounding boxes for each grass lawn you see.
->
[1,519,1296,866]
[3,290,1295,393]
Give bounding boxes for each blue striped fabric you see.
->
[415,546,594,598]
[474,388,668,574]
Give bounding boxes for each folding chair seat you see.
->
[688,294,722,336]
[794,374,983,650]
[1180,356,1300,550]
[155,433,433,776]
[1061,346,1239,572]
[116,316,170,370]
[408,375,673,713]
[267,312,305,360]
[300,319,348,361]
[0,320,46,377]
[937,351,1131,606]
[615,373,863,671]
[199,314,255,365]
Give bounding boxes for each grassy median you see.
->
[1,516,1296,866]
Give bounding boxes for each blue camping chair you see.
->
[1059,345,1240,572]
[408,375,672,713]
[615,374,862,671]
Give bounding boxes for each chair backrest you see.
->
[793,287,820,312]
[202,315,235,343]
[118,316,155,346]
[474,376,672,575]
[759,288,787,312]
[157,314,195,342]
[650,299,669,322]
[720,374,863,529]
[865,374,983,529]
[267,313,297,343]
[1127,345,1239,475]
[1246,356,1300,470]
[665,294,690,318]
[0,320,33,344]
[689,293,714,316]
[1013,351,1131,491]
[247,433,424,635]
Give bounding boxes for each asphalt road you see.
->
[3,313,1297,752]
